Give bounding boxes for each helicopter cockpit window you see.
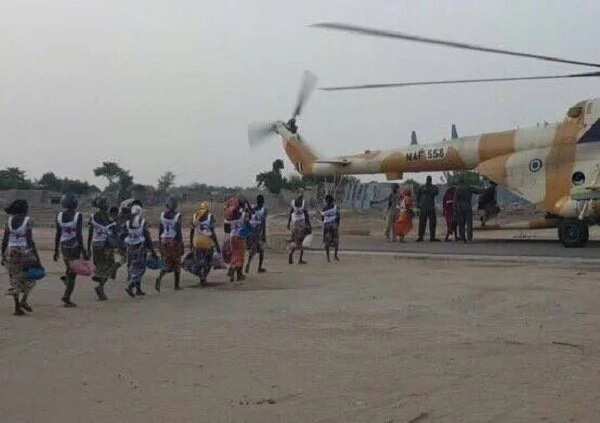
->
[572,171,585,186]
[567,106,583,119]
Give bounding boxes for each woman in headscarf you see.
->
[394,189,414,242]
[124,204,157,298]
[1,200,40,315]
[245,194,268,274]
[443,186,457,241]
[321,194,341,262]
[155,196,184,292]
[287,192,311,264]
[54,193,88,308]
[227,198,250,282]
[87,196,117,301]
[189,201,220,285]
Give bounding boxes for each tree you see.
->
[0,167,32,190]
[37,172,99,195]
[38,172,62,192]
[93,161,134,200]
[157,171,176,195]
[93,161,127,186]
[256,159,287,194]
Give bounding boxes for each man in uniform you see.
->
[416,176,440,242]
[454,177,482,243]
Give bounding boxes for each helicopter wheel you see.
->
[559,219,589,248]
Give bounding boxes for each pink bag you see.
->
[69,259,96,277]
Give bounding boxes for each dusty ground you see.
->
[1,250,599,422]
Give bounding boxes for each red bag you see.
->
[69,259,96,277]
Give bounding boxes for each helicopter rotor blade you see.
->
[292,70,318,119]
[320,71,600,91]
[312,22,600,69]
[248,121,278,148]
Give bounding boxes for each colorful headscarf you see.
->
[193,201,210,224]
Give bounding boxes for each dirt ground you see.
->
[1,250,599,423]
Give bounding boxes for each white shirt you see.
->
[160,212,181,240]
[7,216,30,248]
[58,212,80,243]
[125,219,146,245]
[290,201,306,224]
[90,215,115,243]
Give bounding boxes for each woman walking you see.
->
[87,197,117,301]
[189,202,220,285]
[54,193,87,308]
[124,204,157,298]
[1,200,41,315]
[245,194,267,274]
[155,197,184,292]
[227,197,249,282]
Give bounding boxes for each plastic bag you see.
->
[146,256,164,270]
[69,259,96,277]
[302,234,314,248]
[212,252,226,269]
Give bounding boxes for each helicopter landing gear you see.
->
[558,219,589,248]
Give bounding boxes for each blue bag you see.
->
[26,266,46,281]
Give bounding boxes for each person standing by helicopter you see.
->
[321,194,341,262]
[1,200,41,316]
[416,176,440,242]
[87,197,117,301]
[453,177,482,243]
[288,191,311,264]
[54,193,87,308]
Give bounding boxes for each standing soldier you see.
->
[321,194,341,262]
[453,177,482,243]
[416,175,440,242]
[155,197,184,292]
[87,197,117,301]
[246,194,268,274]
[1,200,41,316]
[54,193,87,308]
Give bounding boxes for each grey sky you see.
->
[2,0,600,187]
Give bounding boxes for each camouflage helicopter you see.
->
[249,23,600,248]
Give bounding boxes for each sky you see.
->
[2,0,600,188]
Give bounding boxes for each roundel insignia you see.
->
[529,158,543,173]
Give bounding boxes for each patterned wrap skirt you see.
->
[230,236,246,268]
[246,228,264,256]
[92,242,117,281]
[61,239,82,277]
[323,223,339,248]
[6,247,36,296]
[127,243,147,286]
[290,221,307,249]
[160,239,184,273]
[184,248,214,280]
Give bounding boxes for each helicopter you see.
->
[248,23,600,248]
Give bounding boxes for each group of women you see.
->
[1,191,341,316]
